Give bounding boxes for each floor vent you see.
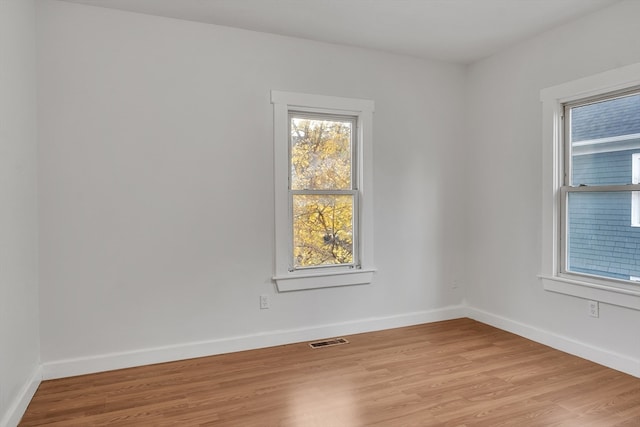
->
[309,338,349,349]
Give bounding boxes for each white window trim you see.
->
[539,62,640,311]
[632,153,640,227]
[271,90,375,292]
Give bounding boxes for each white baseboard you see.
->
[466,307,640,378]
[42,305,467,380]
[0,366,42,427]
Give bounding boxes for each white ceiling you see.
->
[59,0,620,64]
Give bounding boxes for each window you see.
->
[271,91,375,292]
[540,63,640,310]
[290,113,358,269]
[563,90,640,282]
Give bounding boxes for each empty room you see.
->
[2,0,640,425]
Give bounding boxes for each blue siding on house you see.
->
[572,149,634,185]
[572,93,640,141]
[568,190,640,280]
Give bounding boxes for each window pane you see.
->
[292,194,353,267]
[567,191,640,281]
[570,93,640,186]
[290,116,353,190]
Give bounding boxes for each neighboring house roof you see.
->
[572,93,640,141]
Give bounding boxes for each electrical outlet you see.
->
[260,295,270,310]
[588,300,599,318]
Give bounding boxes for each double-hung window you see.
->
[271,91,375,292]
[289,112,358,269]
[540,63,640,310]
[562,90,640,282]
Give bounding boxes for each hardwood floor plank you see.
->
[20,319,640,426]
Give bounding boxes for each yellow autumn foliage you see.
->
[290,117,354,267]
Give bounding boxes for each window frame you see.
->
[288,111,359,271]
[560,90,640,282]
[271,91,375,292]
[540,62,640,311]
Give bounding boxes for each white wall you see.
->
[36,0,466,373]
[0,0,41,425]
[33,0,639,385]
[466,0,640,371]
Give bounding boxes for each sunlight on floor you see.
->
[287,382,359,426]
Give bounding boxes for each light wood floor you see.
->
[21,318,640,426]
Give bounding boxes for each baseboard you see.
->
[0,366,42,427]
[42,305,467,380]
[40,303,638,383]
[467,307,640,378]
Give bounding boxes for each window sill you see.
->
[273,269,375,292]
[539,274,640,311]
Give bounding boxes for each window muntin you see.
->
[562,90,640,284]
